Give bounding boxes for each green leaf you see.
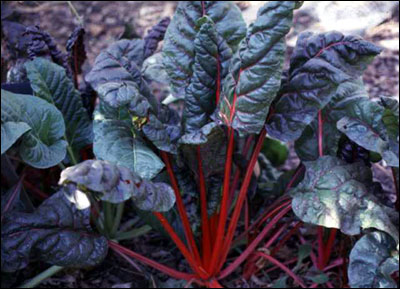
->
[291,156,398,242]
[86,39,158,112]
[93,103,164,180]
[348,232,399,288]
[59,160,141,204]
[267,32,382,142]
[262,137,289,166]
[295,120,341,161]
[1,90,67,168]
[219,1,302,135]
[380,97,399,138]
[1,121,31,154]
[308,273,329,285]
[297,244,312,266]
[380,97,399,167]
[183,16,232,134]
[25,58,93,151]
[179,123,227,178]
[1,191,108,272]
[295,80,367,161]
[337,103,399,167]
[163,1,246,96]
[59,160,176,211]
[141,107,181,154]
[135,180,176,212]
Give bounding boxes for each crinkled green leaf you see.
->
[267,32,382,142]
[219,1,302,135]
[380,97,399,139]
[25,58,93,151]
[59,160,175,211]
[163,1,246,96]
[1,191,108,272]
[295,120,341,161]
[291,156,398,242]
[135,180,176,212]
[1,121,31,154]
[59,160,141,204]
[93,103,164,180]
[348,232,399,288]
[179,123,226,178]
[87,38,180,154]
[295,80,366,161]
[380,97,399,167]
[142,112,180,154]
[337,102,399,167]
[86,39,158,112]
[1,90,67,168]
[183,16,232,134]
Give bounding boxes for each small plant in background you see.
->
[1,1,399,288]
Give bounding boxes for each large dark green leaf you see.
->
[1,191,108,272]
[348,232,399,288]
[295,80,370,161]
[59,160,175,211]
[59,160,140,204]
[380,97,399,167]
[1,121,31,154]
[25,58,93,151]
[141,105,181,154]
[218,1,302,135]
[93,103,164,180]
[291,156,398,242]
[87,38,180,154]
[183,16,232,134]
[163,1,246,96]
[179,123,226,179]
[86,39,158,112]
[337,96,398,167]
[267,32,382,142]
[1,90,67,168]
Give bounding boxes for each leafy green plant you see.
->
[1,1,399,288]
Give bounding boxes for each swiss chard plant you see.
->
[1,1,399,288]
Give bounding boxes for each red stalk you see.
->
[209,128,235,273]
[228,135,254,209]
[153,212,209,280]
[23,180,49,199]
[160,151,202,265]
[253,252,307,288]
[109,241,196,281]
[317,227,325,270]
[206,279,224,288]
[233,199,291,249]
[218,204,292,279]
[323,228,338,267]
[271,221,302,256]
[2,175,24,222]
[264,257,298,274]
[216,128,266,274]
[244,223,289,279]
[197,146,212,268]
[244,196,249,240]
